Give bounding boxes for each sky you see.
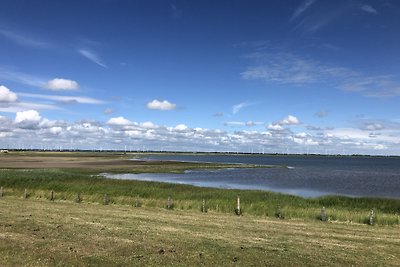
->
[1,0,400,155]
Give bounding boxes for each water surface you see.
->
[105,154,400,198]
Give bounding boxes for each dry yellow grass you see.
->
[0,197,399,266]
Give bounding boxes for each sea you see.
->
[104,154,400,199]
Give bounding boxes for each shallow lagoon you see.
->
[105,154,400,198]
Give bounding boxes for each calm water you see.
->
[104,154,400,198]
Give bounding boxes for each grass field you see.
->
[1,197,399,266]
[0,151,399,266]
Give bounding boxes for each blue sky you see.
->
[1,0,400,154]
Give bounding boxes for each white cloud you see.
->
[49,126,63,135]
[18,93,105,104]
[242,52,400,98]
[0,68,46,88]
[1,111,400,155]
[107,116,133,126]
[174,124,188,131]
[290,0,317,21]
[140,121,157,129]
[0,29,49,48]
[78,49,107,68]
[232,102,252,114]
[279,115,300,125]
[0,85,18,102]
[15,109,41,124]
[146,99,177,111]
[359,5,378,14]
[225,121,263,127]
[45,78,79,91]
[363,123,384,131]
[267,124,284,131]
[373,144,387,150]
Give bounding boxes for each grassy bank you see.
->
[1,168,399,226]
[1,197,399,266]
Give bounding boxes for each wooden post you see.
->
[321,206,327,222]
[103,194,109,205]
[369,209,375,225]
[166,196,173,209]
[276,205,285,219]
[202,198,207,213]
[235,195,241,216]
[76,193,81,203]
[134,195,140,207]
[24,188,28,199]
[50,190,54,201]
[0,186,3,197]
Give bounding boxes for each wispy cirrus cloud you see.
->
[290,0,317,21]
[0,29,50,49]
[359,4,378,14]
[18,93,105,104]
[232,102,254,114]
[242,51,400,98]
[78,49,107,68]
[0,68,81,91]
[0,68,46,87]
[224,121,263,127]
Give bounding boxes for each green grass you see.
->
[1,168,399,226]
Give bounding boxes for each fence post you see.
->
[235,195,242,216]
[103,194,109,205]
[321,206,327,222]
[0,186,3,197]
[166,196,173,210]
[134,194,140,207]
[202,198,207,213]
[50,190,54,201]
[76,193,81,203]
[369,209,375,225]
[276,205,285,219]
[24,188,28,199]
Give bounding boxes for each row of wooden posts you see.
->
[0,187,376,225]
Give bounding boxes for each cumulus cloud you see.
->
[140,121,157,129]
[174,124,188,131]
[146,99,176,111]
[1,111,400,155]
[279,115,300,125]
[363,123,384,131]
[267,124,284,131]
[0,85,18,102]
[107,116,132,126]
[15,109,41,124]
[45,78,79,91]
